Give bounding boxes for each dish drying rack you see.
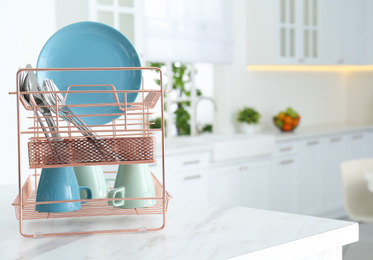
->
[10,67,171,238]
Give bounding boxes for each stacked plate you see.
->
[36,21,142,126]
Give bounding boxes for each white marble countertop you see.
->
[1,184,358,260]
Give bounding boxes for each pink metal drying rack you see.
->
[9,67,171,238]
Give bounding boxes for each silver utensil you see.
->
[41,79,119,161]
[25,65,63,141]
[19,71,51,140]
[42,79,99,140]
[20,65,70,164]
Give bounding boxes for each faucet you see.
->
[193,96,217,136]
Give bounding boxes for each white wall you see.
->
[0,1,56,185]
[345,71,373,123]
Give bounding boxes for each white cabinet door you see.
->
[241,161,270,210]
[321,135,344,215]
[297,138,323,216]
[363,0,373,64]
[343,132,367,161]
[210,164,241,206]
[269,156,298,213]
[169,169,210,202]
[334,0,357,64]
[275,0,320,64]
[165,151,211,202]
[363,131,373,158]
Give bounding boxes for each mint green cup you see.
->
[108,164,156,208]
[74,166,114,199]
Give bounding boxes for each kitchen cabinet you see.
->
[343,131,368,160]
[165,151,210,202]
[163,127,373,217]
[170,169,210,202]
[297,138,323,216]
[210,158,270,208]
[321,135,344,216]
[363,131,373,157]
[247,0,373,65]
[362,0,373,64]
[247,0,324,65]
[275,0,320,64]
[334,0,357,65]
[269,140,298,214]
[241,160,270,210]
[269,155,298,213]
[209,163,242,206]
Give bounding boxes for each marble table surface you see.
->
[1,184,358,260]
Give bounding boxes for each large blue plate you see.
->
[37,21,142,125]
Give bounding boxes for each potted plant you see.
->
[237,107,261,134]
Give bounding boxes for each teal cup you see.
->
[36,167,92,213]
[74,166,114,199]
[108,164,156,208]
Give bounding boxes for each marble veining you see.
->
[1,184,358,260]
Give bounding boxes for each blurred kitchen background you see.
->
[2,0,373,218]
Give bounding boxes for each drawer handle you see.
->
[239,166,248,171]
[280,159,294,165]
[183,160,200,165]
[307,141,319,146]
[184,174,202,180]
[279,147,293,152]
[353,135,363,139]
[331,137,341,142]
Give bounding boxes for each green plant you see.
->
[237,107,261,125]
[201,124,213,133]
[149,117,163,129]
[148,62,201,136]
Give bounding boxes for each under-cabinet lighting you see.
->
[246,65,373,72]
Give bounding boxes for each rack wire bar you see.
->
[13,173,171,221]
[11,67,169,237]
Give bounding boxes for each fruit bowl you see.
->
[273,107,300,132]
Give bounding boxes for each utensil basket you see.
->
[10,67,170,238]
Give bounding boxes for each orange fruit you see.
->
[277,112,286,120]
[282,123,293,131]
[284,115,293,124]
[293,118,299,126]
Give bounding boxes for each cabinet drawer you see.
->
[273,142,299,157]
[166,152,211,172]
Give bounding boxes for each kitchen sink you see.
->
[201,134,275,162]
[165,134,275,162]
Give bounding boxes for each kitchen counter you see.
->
[1,184,358,260]
[262,122,373,141]
[162,122,373,156]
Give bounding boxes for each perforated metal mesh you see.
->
[28,136,156,168]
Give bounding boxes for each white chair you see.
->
[340,158,373,222]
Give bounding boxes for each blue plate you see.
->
[36,21,142,125]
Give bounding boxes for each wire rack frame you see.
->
[9,66,170,238]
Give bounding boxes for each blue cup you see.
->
[35,167,92,213]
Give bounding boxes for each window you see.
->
[89,1,215,137]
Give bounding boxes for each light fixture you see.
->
[246,65,373,72]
